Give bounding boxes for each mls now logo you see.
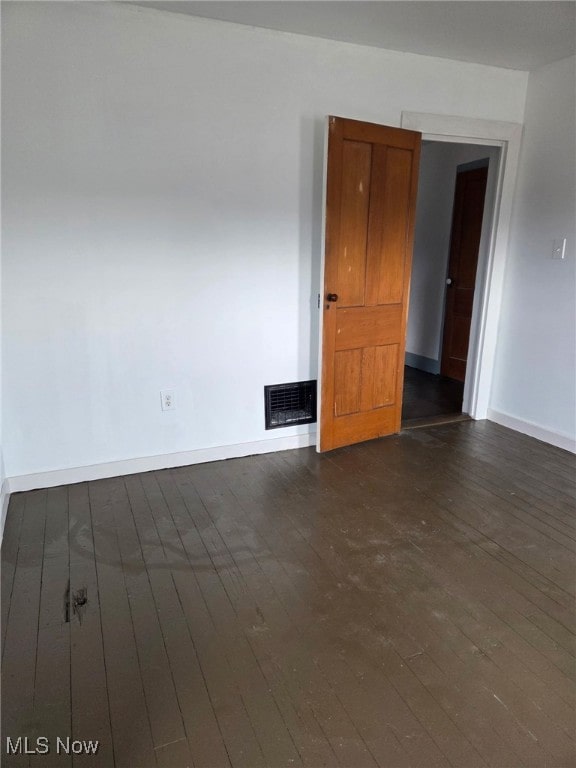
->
[55,737,99,754]
[6,737,99,755]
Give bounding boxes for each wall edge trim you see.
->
[6,433,317,493]
[487,408,576,453]
[0,482,10,548]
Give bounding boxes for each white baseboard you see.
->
[0,481,10,547]
[487,409,576,453]
[6,432,317,494]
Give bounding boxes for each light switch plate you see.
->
[551,238,566,260]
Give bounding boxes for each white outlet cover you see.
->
[160,389,176,411]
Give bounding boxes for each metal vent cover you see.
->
[264,380,317,430]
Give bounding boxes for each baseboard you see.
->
[405,352,440,375]
[6,432,317,493]
[0,481,10,547]
[487,409,576,453]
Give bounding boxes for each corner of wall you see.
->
[0,480,10,548]
[405,352,440,375]
[487,408,576,454]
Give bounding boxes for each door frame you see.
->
[400,112,522,421]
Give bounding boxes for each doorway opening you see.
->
[401,141,501,429]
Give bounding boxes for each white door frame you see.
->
[401,112,522,421]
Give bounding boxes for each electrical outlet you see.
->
[160,389,176,411]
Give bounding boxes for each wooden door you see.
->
[441,165,488,382]
[319,117,421,451]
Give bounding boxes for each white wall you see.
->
[0,107,6,529]
[0,256,6,532]
[490,56,576,449]
[2,2,528,480]
[407,142,499,369]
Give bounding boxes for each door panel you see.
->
[334,305,403,350]
[373,147,413,305]
[328,407,397,449]
[441,166,488,382]
[319,117,421,451]
[334,350,362,416]
[361,345,398,411]
[337,141,371,306]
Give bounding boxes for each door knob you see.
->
[327,293,339,302]
[446,278,453,286]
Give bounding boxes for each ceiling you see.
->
[131,1,576,71]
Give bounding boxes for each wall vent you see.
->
[264,380,317,430]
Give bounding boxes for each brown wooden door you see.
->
[319,117,421,451]
[441,165,488,382]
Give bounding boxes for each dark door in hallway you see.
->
[441,165,488,382]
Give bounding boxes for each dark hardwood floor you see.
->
[402,366,465,425]
[2,420,575,767]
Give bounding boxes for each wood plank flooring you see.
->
[2,420,575,767]
[402,366,464,424]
